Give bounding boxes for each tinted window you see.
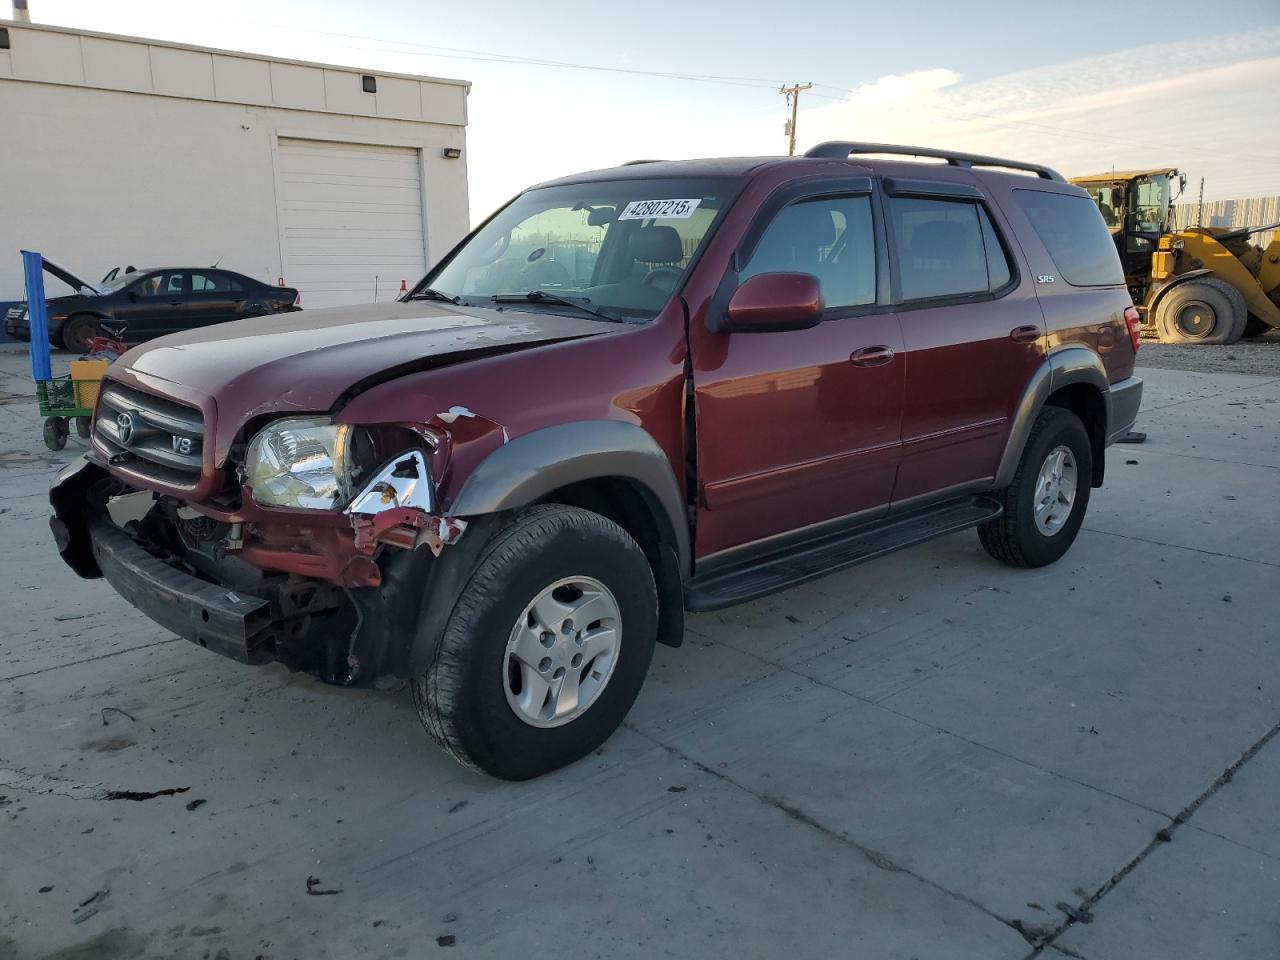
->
[889,197,1012,301]
[1014,190,1125,286]
[742,195,876,309]
[191,271,232,292]
[136,272,184,297]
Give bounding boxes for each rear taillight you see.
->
[1124,306,1141,353]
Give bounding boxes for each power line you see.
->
[240,19,785,90]
[235,19,1279,167]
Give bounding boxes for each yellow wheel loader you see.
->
[1071,168,1280,344]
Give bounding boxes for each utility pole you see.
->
[779,83,812,156]
[1196,177,1205,228]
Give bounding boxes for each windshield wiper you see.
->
[490,290,619,322]
[407,287,461,304]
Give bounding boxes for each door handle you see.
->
[1010,325,1041,343]
[850,345,894,367]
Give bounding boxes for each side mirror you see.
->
[719,272,824,333]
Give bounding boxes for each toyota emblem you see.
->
[116,411,137,446]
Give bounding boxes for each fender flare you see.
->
[449,420,692,575]
[994,347,1111,488]
[1146,268,1213,317]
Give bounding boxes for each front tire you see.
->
[61,314,101,354]
[1154,278,1245,344]
[979,407,1092,568]
[412,504,658,780]
[43,417,68,451]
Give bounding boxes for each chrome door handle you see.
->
[850,345,894,367]
[1010,325,1040,343]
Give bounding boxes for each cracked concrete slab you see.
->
[1056,826,1280,959]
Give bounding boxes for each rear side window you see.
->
[1013,190,1125,286]
[888,197,1013,301]
[742,195,876,310]
[190,271,232,292]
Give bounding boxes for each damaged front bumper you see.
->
[50,455,489,685]
[88,511,276,664]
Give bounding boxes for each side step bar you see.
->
[684,496,1002,612]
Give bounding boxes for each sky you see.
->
[10,0,1280,223]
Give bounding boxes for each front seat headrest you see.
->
[630,225,684,264]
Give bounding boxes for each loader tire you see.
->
[1154,278,1246,345]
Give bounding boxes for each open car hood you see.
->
[115,299,615,427]
[42,258,107,295]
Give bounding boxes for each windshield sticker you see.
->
[616,198,702,220]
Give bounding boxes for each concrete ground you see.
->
[1,342,1277,960]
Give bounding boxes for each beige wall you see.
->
[0,22,469,303]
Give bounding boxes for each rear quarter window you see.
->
[1013,189,1125,287]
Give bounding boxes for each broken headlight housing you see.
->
[244,417,372,510]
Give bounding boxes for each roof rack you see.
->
[803,141,1065,182]
[621,159,664,166]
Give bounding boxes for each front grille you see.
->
[95,382,205,488]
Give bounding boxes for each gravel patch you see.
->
[1136,330,1280,376]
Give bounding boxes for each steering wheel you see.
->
[642,267,683,294]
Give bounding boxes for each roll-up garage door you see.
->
[277,138,427,309]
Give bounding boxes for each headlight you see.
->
[244,417,359,509]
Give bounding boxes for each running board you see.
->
[684,496,1002,612]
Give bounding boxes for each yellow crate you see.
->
[69,359,109,408]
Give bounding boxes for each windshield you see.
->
[1129,177,1170,234]
[424,177,734,320]
[104,272,142,293]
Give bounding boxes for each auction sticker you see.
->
[617,198,702,220]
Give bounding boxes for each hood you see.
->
[43,258,107,296]
[116,299,614,423]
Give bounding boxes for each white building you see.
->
[0,20,471,310]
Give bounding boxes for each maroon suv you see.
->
[50,142,1142,779]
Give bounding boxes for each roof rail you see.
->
[622,159,664,166]
[803,141,1065,182]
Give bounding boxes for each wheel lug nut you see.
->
[561,620,574,635]
[571,653,583,668]
[538,657,552,673]
[539,632,554,648]
[552,666,565,679]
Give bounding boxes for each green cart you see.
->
[37,372,103,450]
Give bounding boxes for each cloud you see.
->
[797,29,1280,201]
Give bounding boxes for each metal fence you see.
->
[1172,195,1279,248]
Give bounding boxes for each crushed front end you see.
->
[51,377,501,686]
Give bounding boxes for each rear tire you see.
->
[979,407,1092,568]
[1154,279,1246,345]
[74,416,92,439]
[412,504,658,780]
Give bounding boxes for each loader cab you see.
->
[1071,168,1182,283]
